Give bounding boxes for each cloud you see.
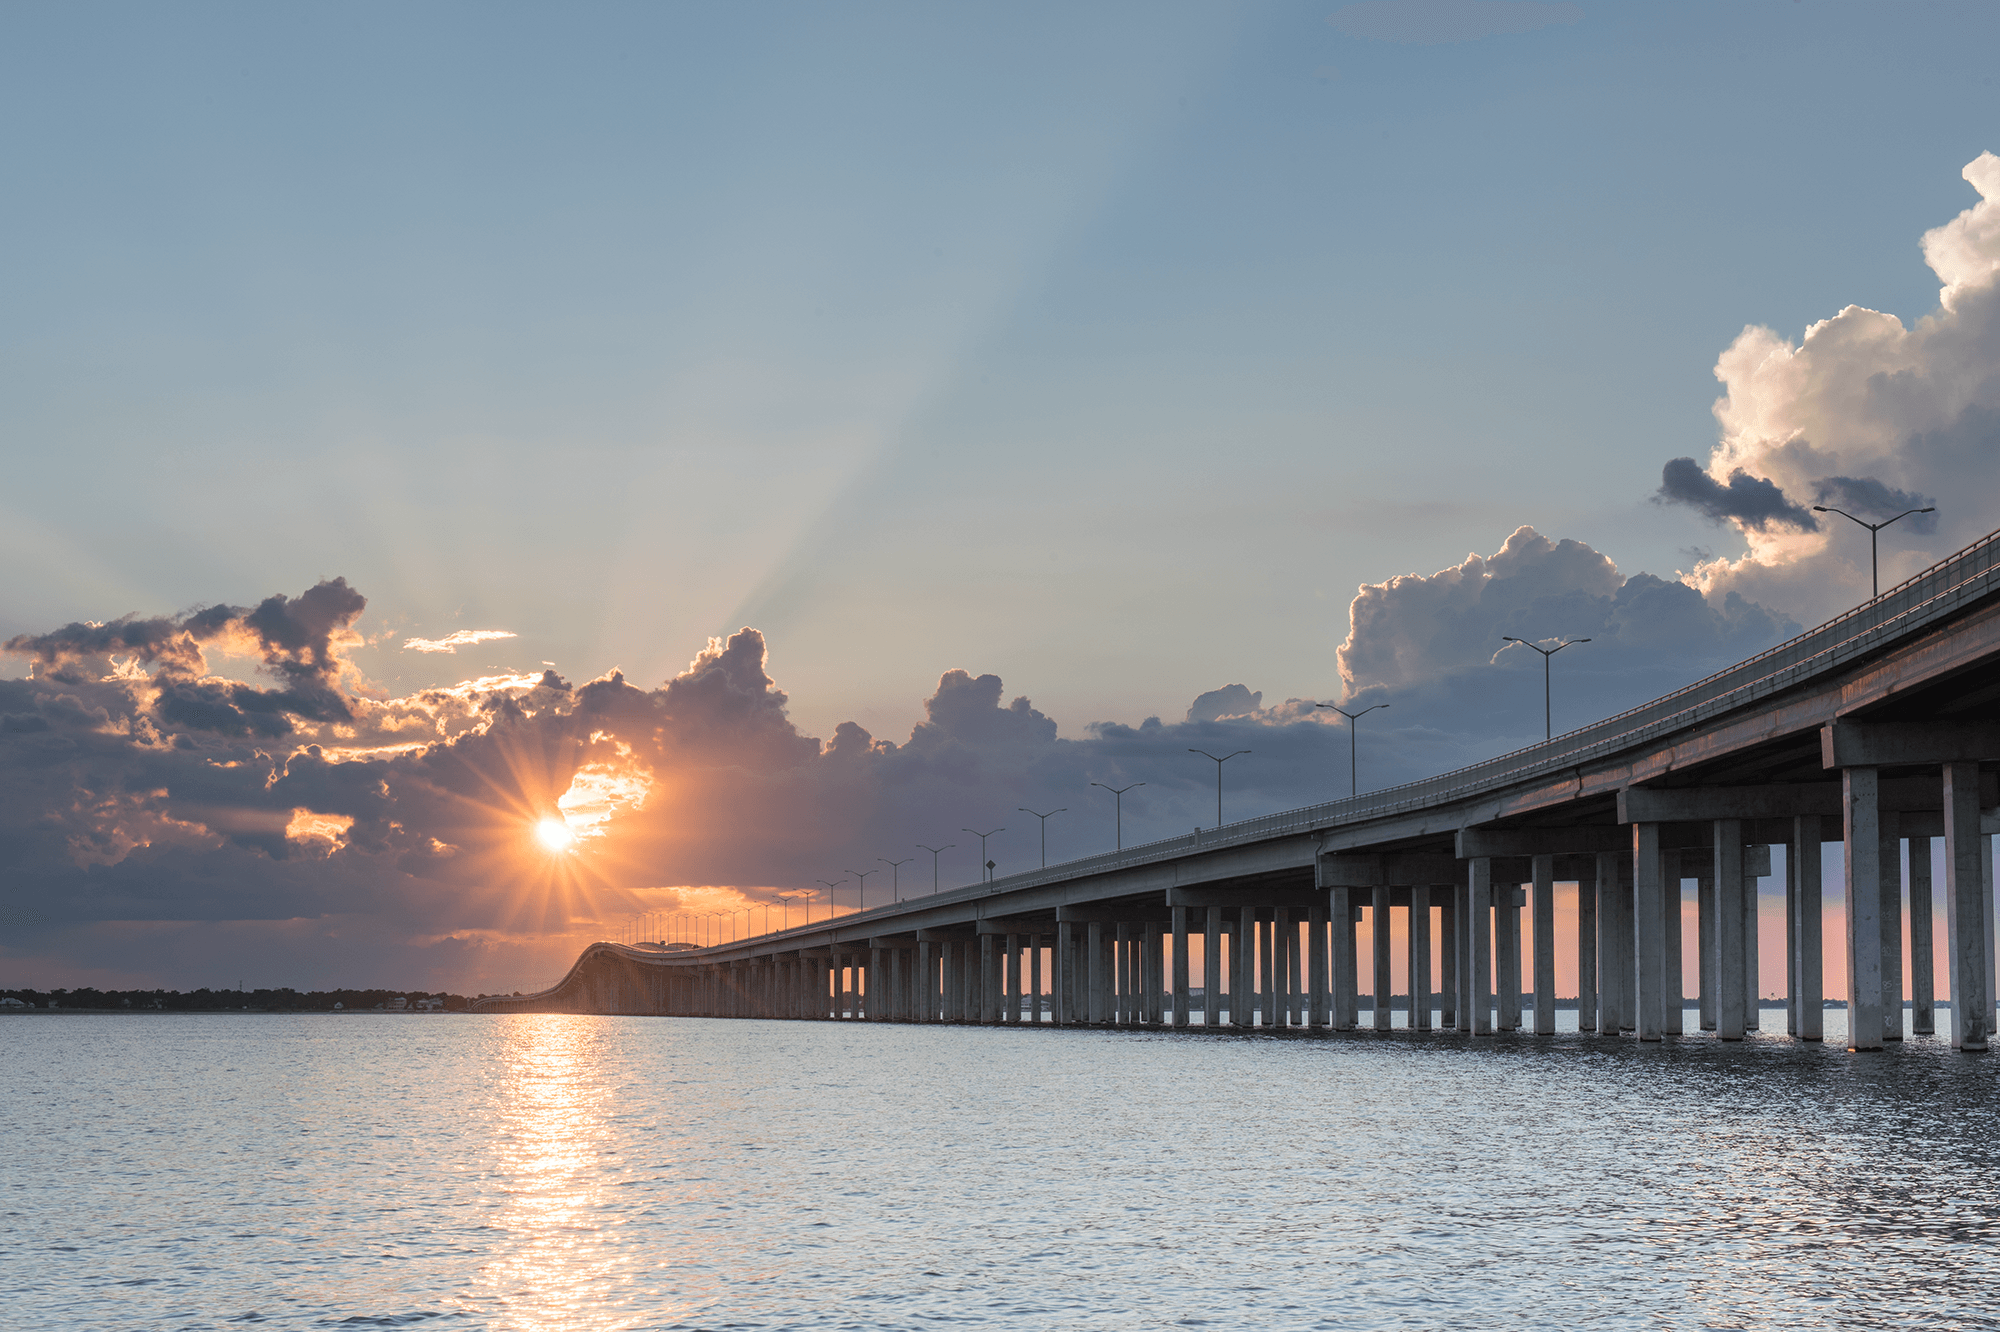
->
[1661,152,2000,624]
[1654,457,1818,532]
[1336,525,1794,746]
[402,630,519,654]
[1812,476,1939,533]
[1,552,1792,995]
[1327,0,1581,45]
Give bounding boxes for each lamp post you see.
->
[1812,504,1936,598]
[816,880,845,923]
[917,844,954,894]
[1188,749,1250,828]
[845,868,877,912]
[1090,782,1145,851]
[1017,807,1066,867]
[1313,702,1389,797]
[1500,636,1591,740]
[879,857,912,901]
[963,827,1004,882]
[780,889,815,930]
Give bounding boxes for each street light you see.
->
[1188,749,1250,829]
[1812,504,1936,598]
[879,857,912,901]
[779,889,815,930]
[816,879,845,923]
[1313,702,1389,798]
[1500,636,1591,740]
[1090,782,1145,851]
[917,844,954,894]
[1017,807,1066,867]
[963,827,1004,882]
[845,867,877,912]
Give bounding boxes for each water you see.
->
[7,1012,2000,1331]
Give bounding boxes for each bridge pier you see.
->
[1910,839,1935,1035]
[1370,887,1392,1031]
[1468,858,1493,1034]
[1578,865,1599,1032]
[1944,762,1990,1050]
[1531,856,1554,1035]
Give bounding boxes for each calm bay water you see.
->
[6,1011,2000,1331]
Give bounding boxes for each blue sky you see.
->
[4,1,1998,989]
[5,0,1993,738]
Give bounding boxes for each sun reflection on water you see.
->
[481,1017,662,1331]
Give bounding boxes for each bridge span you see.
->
[476,528,2000,1052]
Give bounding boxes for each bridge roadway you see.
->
[475,527,2000,1052]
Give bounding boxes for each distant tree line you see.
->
[1,987,470,1012]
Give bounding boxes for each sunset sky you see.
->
[4,1,1998,994]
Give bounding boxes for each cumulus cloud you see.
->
[1327,0,1581,45]
[1336,525,1794,753]
[1665,152,2000,624]
[402,630,518,654]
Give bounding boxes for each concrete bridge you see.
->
[475,528,2000,1053]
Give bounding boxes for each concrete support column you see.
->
[1372,886,1393,1031]
[1843,766,1886,1052]
[1792,844,1808,1032]
[1203,907,1222,1026]
[1577,869,1598,1032]
[1793,816,1824,1042]
[1286,911,1303,1025]
[1697,872,1717,1030]
[1634,822,1665,1041]
[1261,913,1278,1027]
[1272,909,1289,1026]
[1151,923,1167,1024]
[920,942,939,1022]
[1881,816,1904,1043]
[1033,935,1046,1023]
[1531,855,1555,1035]
[1910,837,1935,1035]
[1054,922,1074,1025]
[1438,889,1458,1030]
[1744,853,1762,1035]
[1329,888,1357,1030]
[1308,905,1329,1029]
[1595,851,1626,1035]
[978,933,996,1024]
[1224,904,1240,1024]
[1663,854,1684,1036]
[1004,934,1020,1023]
[1409,885,1433,1031]
[1943,762,1990,1050]
[1172,906,1191,1027]
[868,948,883,1020]
[1085,922,1105,1025]
[1468,858,1493,1035]
[1496,882,1521,1032]
[1714,823,1746,1040]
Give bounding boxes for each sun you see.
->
[534,817,576,852]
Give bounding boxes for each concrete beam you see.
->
[915,927,978,943]
[1054,904,1176,923]
[974,917,1052,935]
[1455,826,1629,858]
[868,936,919,949]
[1163,886,1325,910]
[1619,775,1990,823]
[1319,851,1460,886]
[1822,720,2000,769]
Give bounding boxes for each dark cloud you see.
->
[1655,457,1818,532]
[1811,476,1940,533]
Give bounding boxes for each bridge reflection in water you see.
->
[478,528,2000,1055]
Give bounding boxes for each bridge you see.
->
[475,528,2000,1053]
